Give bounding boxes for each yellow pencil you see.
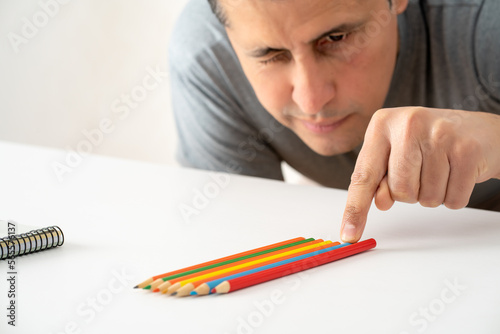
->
[156,239,324,294]
[165,240,332,294]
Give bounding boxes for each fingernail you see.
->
[341,223,357,242]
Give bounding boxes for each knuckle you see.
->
[402,107,428,133]
[419,197,442,208]
[429,118,453,145]
[444,188,472,210]
[391,190,418,204]
[343,204,365,223]
[449,139,483,175]
[389,177,419,203]
[344,204,364,217]
[398,153,421,172]
[409,106,429,115]
[371,108,391,122]
[350,167,378,187]
[406,106,427,123]
[444,198,468,210]
[366,109,390,137]
[388,160,420,202]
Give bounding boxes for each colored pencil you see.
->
[147,237,312,290]
[154,239,324,293]
[191,242,349,296]
[136,236,304,289]
[156,238,324,293]
[136,237,310,289]
[176,241,342,297]
[213,239,376,294]
[165,240,334,295]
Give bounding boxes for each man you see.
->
[169,0,500,242]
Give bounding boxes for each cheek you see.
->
[343,25,398,109]
[246,68,292,117]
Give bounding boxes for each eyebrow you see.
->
[247,47,284,58]
[246,20,366,58]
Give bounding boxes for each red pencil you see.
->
[213,239,376,294]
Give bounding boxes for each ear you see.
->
[393,0,409,15]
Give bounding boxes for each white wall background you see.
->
[0,0,190,165]
[0,0,315,185]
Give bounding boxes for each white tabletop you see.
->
[0,140,499,334]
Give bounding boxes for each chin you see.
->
[302,136,362,157]
[289,115,366,157]
[307,142,353,157]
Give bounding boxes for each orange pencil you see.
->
[158,239,327,294]
[153,238,316,292]
[134,237,305,289]
[177,241,341,297]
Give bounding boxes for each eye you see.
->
[327,34,348,42]
[317,33,351,50]
[260,52,290,66]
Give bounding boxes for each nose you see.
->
[291,56,335,116]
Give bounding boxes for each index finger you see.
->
[341,131,390,243]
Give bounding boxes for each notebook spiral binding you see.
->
[0,225,64,260]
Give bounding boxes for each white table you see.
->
[0,140,499,334]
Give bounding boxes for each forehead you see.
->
[219,0,367,27]
[220,0,374,48]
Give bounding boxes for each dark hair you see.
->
[207,0,229,26]
[208,0,393,26]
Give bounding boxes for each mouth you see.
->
[300,115,350,134]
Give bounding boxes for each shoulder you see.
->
[474,0,500,99]
[407,0,500,101]
[169,0,232,72]
[414,0,483,7]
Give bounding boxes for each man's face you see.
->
[221,0,408,156]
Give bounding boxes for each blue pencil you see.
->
[191,242,351,295]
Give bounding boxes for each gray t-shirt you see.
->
[169,0,500,210]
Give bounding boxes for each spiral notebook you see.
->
[0,221,64,260]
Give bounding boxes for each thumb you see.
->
[374,174,394,211]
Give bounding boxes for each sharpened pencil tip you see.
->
[153,288,159,293]
[190,291,198,296]
[133,285,138,289]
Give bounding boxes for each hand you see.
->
[340,107,500,243]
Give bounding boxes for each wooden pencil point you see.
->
[150,278,165,291]
[137,238,375,298]
[135,237,307,295]
[166,282,181,295]
[215,281,231,294]
[176,283,195,297]
[158,281,171,294]
[194,283,210,296]
[136,278,154,289]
